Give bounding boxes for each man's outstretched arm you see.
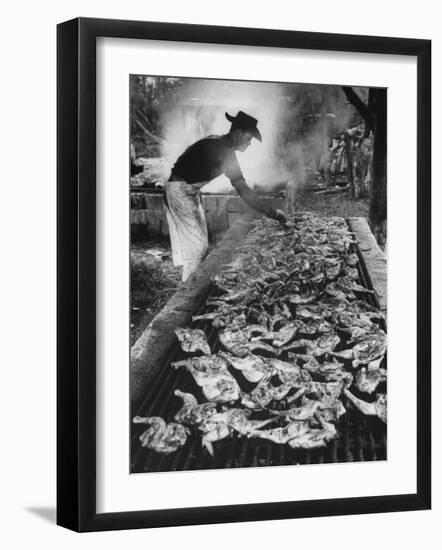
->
[231,178,286,222]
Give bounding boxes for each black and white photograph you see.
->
[129,75,387,473]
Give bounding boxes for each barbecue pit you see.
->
[130,215,387,474]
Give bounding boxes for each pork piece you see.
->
[288,417,337,449]
[175,327,211,355]
[248,420,312,444]
[219,327,279,357]
[355,365,387,394]
[173,390,218,426]
[281,332,340,357]
[241,373,298,410]
[132,416,189,454]
[321,296,351,313]
[331,335,386,368]
[267,302,293,330]
[341,266,359,280]
[172,355,241,403]
[344,389,387,423]
[219,352,270,383]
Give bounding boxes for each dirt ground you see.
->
[130,239,181,346]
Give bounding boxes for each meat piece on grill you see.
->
[288,380,347,403]
[344,389,387,423]
[296,304,328,321]
[252,321,299,348]
[172,355,241,403]
[269,399,321,421]
[355,365,387,394]
[219,327,279,357]
[172,355,229,384]
[248,420,312,444]
[132,416,190,454]
[288,417,337,449]
[281,332,340,357]
[241,373,299,410]
[331,335,386,368]
[265,358,312,385]
[175,327,211,355]
[199,413,233,456]
[219,352,270,383]
[173,390,218,426]
[301,359,353,385]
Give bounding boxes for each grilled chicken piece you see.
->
[132,416,189,453]
[241,373,298,410]
[301,359,353,385]
[355,365,387,394]
[324,282,355,301]
[248,420,312,444]
[219,352,270,383]
[175,328,210,355]
[344,389,387,423]
[199,413,232,456]
[281,332,340,357]
[172,355,241,403]
[269,400,321,421]
[173,390,218,426]
[331,335,386,368]
[219,327,278,357]
[336,276,374,294]
[265,358,312,385]
[199,409,275,455]
[203,377,241,403]
[297,319,334,336]
[172,355,229,384]
[287,380,347,403]
[296,304,328,321]
[307,396,346,422]
[252,321,298,348]
[288,417,337,449]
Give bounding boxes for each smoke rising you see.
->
[152,77,367,193]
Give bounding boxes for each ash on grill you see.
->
[131,218,386,473]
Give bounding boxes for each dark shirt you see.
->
[170,134,275,218]
[171,134,243,184]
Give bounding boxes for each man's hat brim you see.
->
[225,111,262,142]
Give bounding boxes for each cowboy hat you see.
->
[225,111,262,142]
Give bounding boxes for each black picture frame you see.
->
[57,17,431,532]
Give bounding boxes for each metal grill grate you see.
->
[131,225,387,474]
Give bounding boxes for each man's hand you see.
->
[272,208,287,224]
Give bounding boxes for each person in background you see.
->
[164,111,287,281]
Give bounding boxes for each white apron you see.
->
[164,180,209,281]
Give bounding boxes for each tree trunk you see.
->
[344,132,355,198]
[370,89,387,247]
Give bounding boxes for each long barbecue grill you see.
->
[131,218,387,474]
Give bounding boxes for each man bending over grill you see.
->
[164,111,287,281]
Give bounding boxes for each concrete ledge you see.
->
[130,215,255,412]
[348,217,387,314]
